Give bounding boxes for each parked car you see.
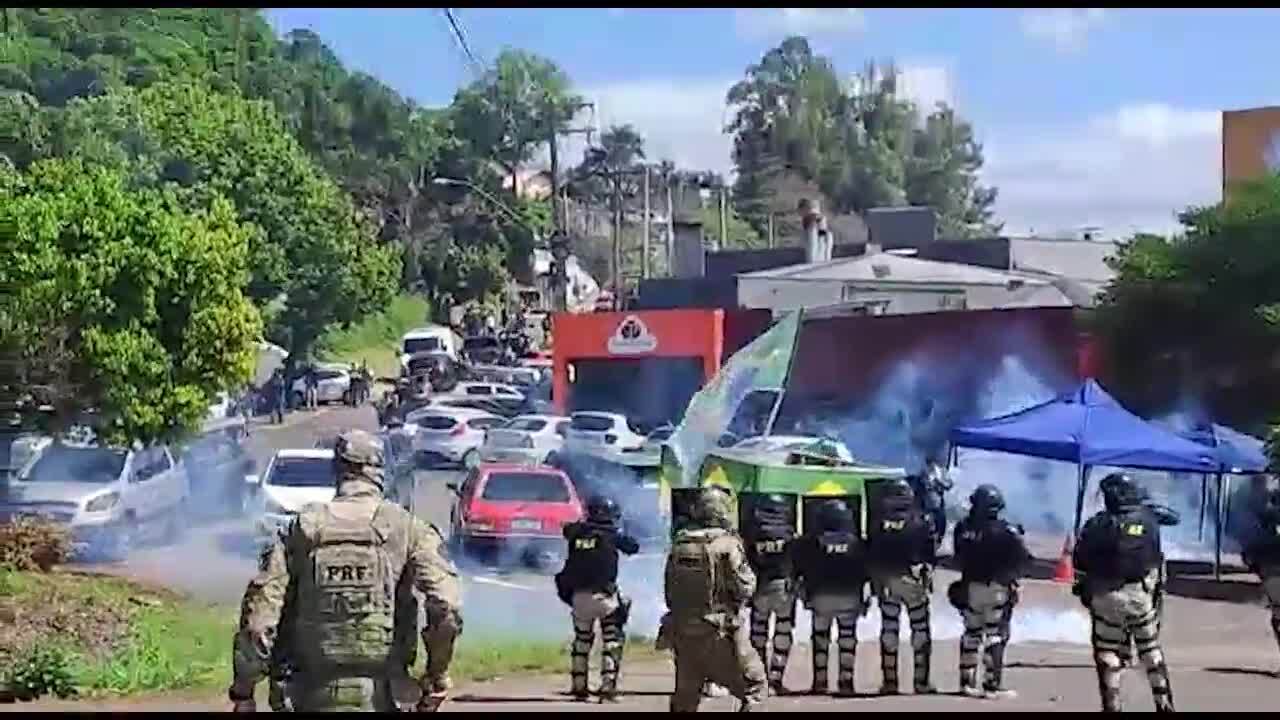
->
[447,463,583,570]
[445,381,525,402]
[404,406,504,469]
[292,364,352,406]
[564,411,649,460]
[245,449,336,547]
[0,442,190,561]
[479,414,570,466]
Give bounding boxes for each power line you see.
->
[440,8,485,75]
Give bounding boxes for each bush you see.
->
[5,645,78,700]
[316,293,431,378]
[0,516,73,571]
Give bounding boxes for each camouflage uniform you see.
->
[229,430,463,713]
[665,488,767,712]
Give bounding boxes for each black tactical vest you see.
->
[866,492,932,569]
[746,524,794,582]
[956,516,1027,584]
[561,523,621,592]
[1101,507,1162,582]
[804,530,866,594]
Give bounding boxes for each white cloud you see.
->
[1019,9,1107,53]
[984,103,1222,237]
[896,63,955,113]
[734,8,867,39]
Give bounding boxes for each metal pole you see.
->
[549,121,562,234]
[642,165,651,279]
[768,212,776,249]
[665,172,675,274]
[612,172,622,297]
[1215,473,1228,579]
[1198,474,1208,542]
[1073,464,1091,536]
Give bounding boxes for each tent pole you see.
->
[1214,473,1225,580]
[1073,464,1091,537]
[1198,474,1208,542]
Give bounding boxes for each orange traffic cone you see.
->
[1053,535,1075,584]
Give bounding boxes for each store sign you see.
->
[606,314,658,355]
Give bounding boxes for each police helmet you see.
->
[814,498,852,532]
[692,487,734,529]
[883,476,916,502]
[334,429,385,468]
[1099,472,1140,512]
[753,494,793,526]
[587,495,622,525]
[970,484,1005,516]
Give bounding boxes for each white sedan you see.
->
[563,411,649,460]
[479,414,571,466]
[245,448,335,545]
[405,406,504,469]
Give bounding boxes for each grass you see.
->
[2,569,662,701]
[316,293,432,380]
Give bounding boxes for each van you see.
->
[401,326,459,374]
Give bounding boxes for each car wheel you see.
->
[164,500,188,545]
[461,449,480,470]
[101,520,134,563]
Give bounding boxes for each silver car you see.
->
[479,414,570,466]
[405,406,504,469]
[0,442,189,561]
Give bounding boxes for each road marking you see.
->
[467,575,539,592]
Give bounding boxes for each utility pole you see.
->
[545,100,594,312]
[718,186,728,251]
[665,172,675,275]
[612,172,623,298]
[642,164,651,279]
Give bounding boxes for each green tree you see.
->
[1096,173,1280,431]
[51,80,399,362]
[0,158,261,445]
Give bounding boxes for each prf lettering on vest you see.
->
[575,537,598,550]
[756,539,786,554]
[324,564,372,583]
[1124,523,1145,537]
[823,543,849,555]
[883,519,906,532]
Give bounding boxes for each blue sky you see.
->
[264,8,1280,236]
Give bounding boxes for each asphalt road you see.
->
[25,403,1280,712]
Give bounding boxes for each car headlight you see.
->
[84,492,120,513]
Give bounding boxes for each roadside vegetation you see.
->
[1,517,658,703]
[316,293,432,380]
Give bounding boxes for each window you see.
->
[480,472,571,502]
[555,421,570,437]
[465,385,493,396]
[268,457,335,487]
[404,337,442,354]
[23,445,126,484]
[506,418,548,433]
[468,417,503,431]
[571,414,615,432]
[416,415,458,431]
[316,370,345,382]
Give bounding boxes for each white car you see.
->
[564,411,649,459]
[0,442,190,561]
[245,449,335,544]
[405,406,504,469]
[292,365,352,406]
[444,381,526,402]
[479,414,571,466]
[728,435,856,464]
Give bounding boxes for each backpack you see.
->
[666,529,721,618]
[295,503,396,672]
[1110,508,1159,582]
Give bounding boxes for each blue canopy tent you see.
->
[949,379,1220,537]
[1178,422,1268,578]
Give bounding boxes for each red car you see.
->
[447,463,583,569]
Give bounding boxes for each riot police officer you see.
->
[1073,472,1175,713]
[950,484,1031,699]
[556,495,641,702]
[744,495,799,695]
[1242,487,1280,671]
[794,498,867,697]
[867,477,937,695]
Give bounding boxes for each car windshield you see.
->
[415,415,458,430]
[571,414,615,432]
[505,418,547,432]
[22,445,126,484]
[481,472,571,502]
[268,457,335,487]
[404,337,441,354]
